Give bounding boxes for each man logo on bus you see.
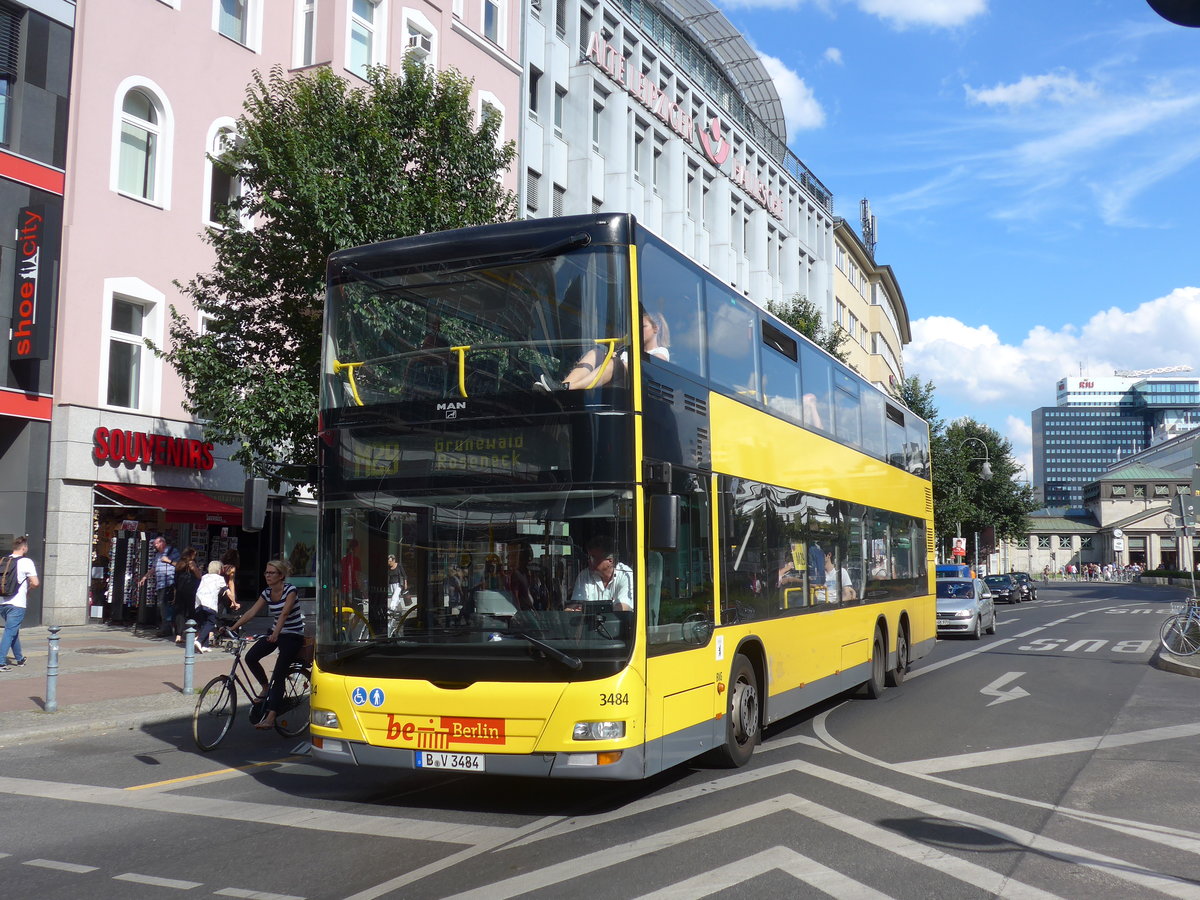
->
[386,714,507,748]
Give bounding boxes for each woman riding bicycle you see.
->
[229,559,305,731]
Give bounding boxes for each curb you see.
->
[0,693,199,748]
[1151,644,1200,678]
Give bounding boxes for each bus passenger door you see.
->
[643,478,718,774]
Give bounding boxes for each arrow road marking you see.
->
[981,671,1029,706]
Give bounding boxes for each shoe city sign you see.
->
[585,31,784,220]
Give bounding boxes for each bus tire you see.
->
[713,653,759,768]
[886,627,908,687]
[864,631,886,699]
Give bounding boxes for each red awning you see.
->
[96,483,242,527]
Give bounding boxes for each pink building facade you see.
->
[44,0,520,626]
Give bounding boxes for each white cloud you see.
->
[965,71,1097,107]
[758,52,826,130]
[824,47,844,65]
[904,287,1200,459]
[854,0,986,28]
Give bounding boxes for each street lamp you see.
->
[956,437,993,573]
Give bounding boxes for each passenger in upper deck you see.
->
[535,310,670,392]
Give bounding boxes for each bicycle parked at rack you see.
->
[1160,597,1200,657]
[192,629,311,751]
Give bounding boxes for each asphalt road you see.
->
[1,579,1198,899]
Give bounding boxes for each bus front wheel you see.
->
[713,654,759,768]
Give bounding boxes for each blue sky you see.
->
[714,0,1200,476]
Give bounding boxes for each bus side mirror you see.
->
[648,494,680,551]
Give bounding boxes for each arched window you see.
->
[118,89,160,201]
[113,79,173,207]
[205,121,243,226]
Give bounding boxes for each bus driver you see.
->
[568,535,634,612]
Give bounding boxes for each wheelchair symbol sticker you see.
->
[351,686,368,706]
[369,688,385,707]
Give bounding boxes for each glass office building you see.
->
[1033,375,1200,507]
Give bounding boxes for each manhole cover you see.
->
[75,647,135,655]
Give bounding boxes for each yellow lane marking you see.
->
[125,756,303,791]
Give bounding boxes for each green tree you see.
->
[765,294,850,363]
[894,376,1036,568]
[154,61,517,487]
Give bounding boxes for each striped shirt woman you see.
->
[231,559,306,730]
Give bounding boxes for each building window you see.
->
[1111,485,1126,497]
[483,0,501,45]
[1080,536,1093,550]
[528,66,541,119]
[526,169,540,214]
[1155,484,1170,496]
[403,12,436,66]
[1133,484,1145,498]
[294,0,317,67]
[553,86,566,138]
[217,0,252,45]
[117,87,167,204]
[591,97,604,151]
[1037,536,1051,549]
[206,124,241,226]
[349,0,384,78]
[107,299,146,409]
[556,0,567,39]
[1058,535,1072,550]
[632,132,644,182]
[1015,537,1029,549]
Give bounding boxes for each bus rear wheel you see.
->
[713,654,759,768]
[864,631,886,699]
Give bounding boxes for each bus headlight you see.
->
[311,708,341,729]
[573,721,626,741]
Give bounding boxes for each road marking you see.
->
[911,639,1013,678]
[114,873,203,889]
[814,712,1200,855]
[126,756,304,791]
[215,888,306,900]
[981,672,1029,706]
[0,775,516,845]
[630,846,891,900]
[24,858,98,873]
[892,722,1200,775]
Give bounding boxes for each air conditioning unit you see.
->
[407,31,431,53]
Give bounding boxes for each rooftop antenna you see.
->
[860,198,877,259]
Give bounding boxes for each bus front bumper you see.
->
[309,735,646,780]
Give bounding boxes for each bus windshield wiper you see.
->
[510,631,582,670]
[322,637,412,664]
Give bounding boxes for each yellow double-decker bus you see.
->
[310,213,933,779]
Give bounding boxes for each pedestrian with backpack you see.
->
[0,535,39,671]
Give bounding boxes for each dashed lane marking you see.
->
[23,858,98,873]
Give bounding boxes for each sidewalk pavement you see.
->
[1,603,1198,749]
[0,622,242,748]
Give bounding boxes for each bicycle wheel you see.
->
[193,674,237,751]
[274,666,311,738]
[1160,614,1200,656]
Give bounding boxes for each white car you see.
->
[936,577,996,640]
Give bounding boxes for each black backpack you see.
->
[0,555,22,600]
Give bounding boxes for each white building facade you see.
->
[520,0,834,314]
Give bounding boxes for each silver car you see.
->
[936,578,996,640]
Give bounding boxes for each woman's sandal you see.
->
[254,719,276,730]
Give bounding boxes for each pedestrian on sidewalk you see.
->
[193,560,224,651]
[172,547,202,645]
[139,535,179,638]
[0,535,39,670]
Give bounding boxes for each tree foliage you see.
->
[765,294,851,364]
[895,376,1036,568]
[154,61,517,487]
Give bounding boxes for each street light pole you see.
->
[956,437,993,573]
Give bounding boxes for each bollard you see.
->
[183,618,196,694]
[45,625,60,712]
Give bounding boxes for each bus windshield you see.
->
[325,239,629,409]
[317,487,636,682]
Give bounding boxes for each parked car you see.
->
[1010,571,1037,602]
[936,578,996,639]
[983,573,1020,604]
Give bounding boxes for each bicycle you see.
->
[1159,598,1200,657]
[192,630,312,751]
